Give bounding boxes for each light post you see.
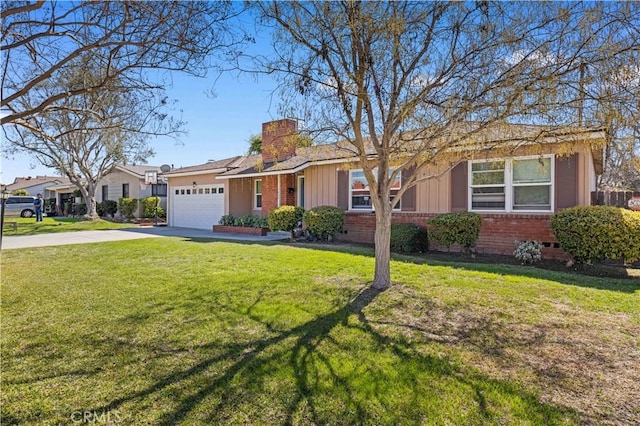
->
[0,185,10,251]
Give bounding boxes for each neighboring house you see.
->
[42,165,168,217]
[165,119,605,259]
[96,165,168,217]
[4,175,69,199]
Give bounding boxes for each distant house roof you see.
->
[115,164,163,178]
[5,175,70,191]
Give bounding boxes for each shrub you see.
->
[219,214,235,226]
[218,214,267,228]
[513,240,543,265]
[390,223,429,254]
[551,206,640,264]
[11,189,29,196]
[269,206,305,236]
[97,200,118,217]
[427,212,482,253]
[140,196,165,218]
[118,197,138,219]
[303,206,345,241]
[74,203,88,216]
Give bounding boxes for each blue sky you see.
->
[0,68,280,184]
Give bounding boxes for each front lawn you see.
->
[1,217,135,236]
[2,239,638,425]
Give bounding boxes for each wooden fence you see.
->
[591,190,640,208]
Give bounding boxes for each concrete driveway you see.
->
[1,226,289,250]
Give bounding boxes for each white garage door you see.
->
[171,185,225,230]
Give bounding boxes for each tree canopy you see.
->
[256,1,640,288]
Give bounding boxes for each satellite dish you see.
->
[160,164,171,173]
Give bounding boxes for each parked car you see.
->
[3,196,37,217]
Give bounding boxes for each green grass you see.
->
[2,239,638,425]
[1,217,135,236]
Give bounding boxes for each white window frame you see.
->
[468,155,555,213]
[254,179,262,209]
[348,168,401,211]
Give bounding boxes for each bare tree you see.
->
[7,56,176,218]
[1,0,244,144]
[256,1,639,289]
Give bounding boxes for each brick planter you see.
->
[212,225,269,236]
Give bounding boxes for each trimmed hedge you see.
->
[268,206,305,236]
[219,214,268,228]
[551,206,640,264]
[141,196,165,218]
[118,197,138,219]
[390,223,429,254]
[303,206,345,241]
[427,212,482,252]
[97,200,118,217]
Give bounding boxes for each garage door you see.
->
[171,185,225,229]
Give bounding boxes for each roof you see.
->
[162,156,243,176]
[163,122,606,180]
[5,175,70,191]
[116,164,163,178]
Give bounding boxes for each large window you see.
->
[469,156,553,212]
[349,169,401,210]
[152,183,168,197]
[255,179,262,209]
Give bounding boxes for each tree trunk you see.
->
[81,183,99,220]
[371,207,392,289]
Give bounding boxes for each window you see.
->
[349,169,401,210]
[102,185,108,201]
[512,157,552,210]
[255,179,262,209]
[122,183,129,198]
[470,161,505,210]
[469,156,553,212]
[152,184,167,197]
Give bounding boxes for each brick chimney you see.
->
[261,119,298,163]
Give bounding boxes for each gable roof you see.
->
[5,175,70,191]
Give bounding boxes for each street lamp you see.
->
[0,185,10,251]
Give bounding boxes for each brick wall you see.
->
[260,174,297,216]
[262,119,297,163]
[261,175,279,216]
[335,212,569,260]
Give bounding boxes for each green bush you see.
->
[268,206,305,236]
[218,214,267,228]
[303,206,345,241]
[11,189,29,196]
[74,203,88,216]
[390,223,429,254]
[118,197,138,219]
[219,214,235,226]
[551,206,640,264]
[427,212,482,252]
[140,196,165,218]
[97,200,118,217]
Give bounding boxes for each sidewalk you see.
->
[1,226,290,250]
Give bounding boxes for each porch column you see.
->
[277,174,281,207]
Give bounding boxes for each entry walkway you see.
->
[1,226,289,250]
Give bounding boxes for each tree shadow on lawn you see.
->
[77,286,575,425]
